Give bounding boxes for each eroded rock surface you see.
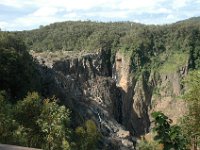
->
[32,50,135,150]
[32,49,188,149]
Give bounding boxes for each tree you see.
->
[0,33,41,100]
[181,71,200,150]
[0,91,18,144]
[14,92,71,149]
[75,120,100,150]
[14,92,43,147]
[137,140,162,150]
[37,97,70,150]
[151,111,187,150]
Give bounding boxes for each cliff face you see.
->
[32,49,188,148]
[151,65,188,124]
[113,52,152,136]
[32,50,135,150]
[113,51,188,136]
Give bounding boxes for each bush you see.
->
[137,140,163,150]
[75,120,100,150]
[0,92,71,149]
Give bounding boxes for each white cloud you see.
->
[63,12,83,21]
[14,15,63,29]
[145,8,171,14]
[0,0,35,8]
[32,7,60,17]
[0,0,23,8]
[119,0,164,10]
[0,0,200,30]
[172,0,189,9]
[0,0,166,11]
[98,11,129,18]
[85,10,130,19]
[45,0,119,11]
[3,0,117,11]
[0,21,9,30]
[166,14,177,21]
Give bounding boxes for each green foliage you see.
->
[0,91,101,150]
[10,19,200,76]
[151,111,187,150]
[75,120,100,150]
[137,140,162,150]
[1,19,200,150]
[17,21,132,52]
[181,71,200,149]
[152,112,170,143]
[0,32,41,100]
[0,92,71,149]
[159,52,189,74]
[0,31,103,149]
[0,91,18,144]
[37,97,70,150]
[15,92,42,128]
[14,92,43,147]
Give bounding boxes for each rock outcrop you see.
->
[32,50,135,150]
[151,65,188,124]
[113,52,152,136]
[32,49,189,149]
[113,51,188,136]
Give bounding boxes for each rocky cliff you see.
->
[112,51,188,137]
[113,52,152,136]
[31,49,189,149]
[32,50,135,150]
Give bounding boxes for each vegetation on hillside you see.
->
[181,71,200,149]
[151,111,187,150]
[138,70,200,150]
[0,32,100,149]
[1,18,200,149]
[14,18,200,73]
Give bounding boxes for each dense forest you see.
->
[1,17,200,149]
[15,17,200,72]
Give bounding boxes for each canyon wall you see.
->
[32,50,135,150]
[32,49,188,149]
[113,51,188,136]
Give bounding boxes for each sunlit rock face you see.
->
[32,50,135,150]
[113,51,188,136]
[113,51,152,136]
[32,48,189,149]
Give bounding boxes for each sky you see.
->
[0,0,200,31]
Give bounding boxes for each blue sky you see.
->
[0,0,200,31]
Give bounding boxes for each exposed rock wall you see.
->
[32,49,189,148]
[113,51,188,136]
[151,65,188,124]
[113,52,152,136]
[32,50,135,150]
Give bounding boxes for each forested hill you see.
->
[1,17,200,149]
[15,17,200,70]
[16,21,145,52]
[14,18,199,51]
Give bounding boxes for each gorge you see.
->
[31,47,188,149]
[1,17,200,149]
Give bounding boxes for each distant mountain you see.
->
[183,16,200,22]
[175,16,200,24]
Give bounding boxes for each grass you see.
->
[119,46,133,58]
[159,52,189,74]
